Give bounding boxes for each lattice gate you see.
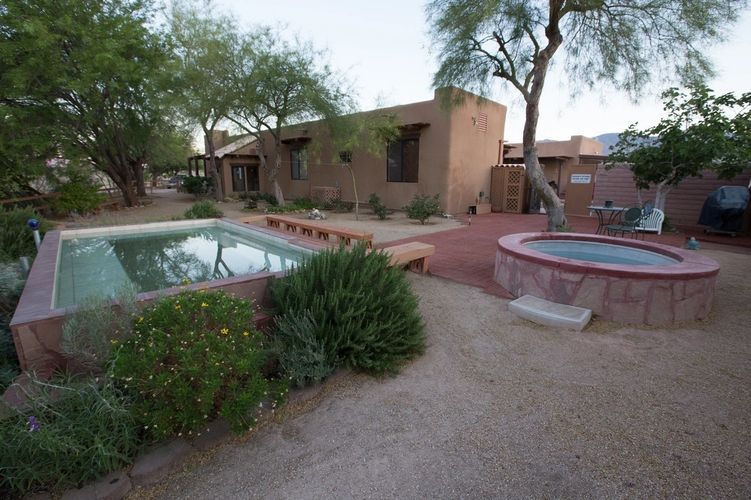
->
[491,165,528,213]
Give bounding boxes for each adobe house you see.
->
[503,135,606,198]
[191,88,507,214]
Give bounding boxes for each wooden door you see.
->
[490,167,504,212]
[564,165,597,216]
[501,168,525,213]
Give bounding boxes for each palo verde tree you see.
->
[227,33,353,206]
[329,112,401,220]
[0,0,170,207]
[609,86,751,212]
[167,0,238,201]
[428,0,747,231]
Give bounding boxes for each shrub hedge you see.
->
[270,245,425,385]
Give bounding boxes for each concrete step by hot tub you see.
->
[508,295,592,331]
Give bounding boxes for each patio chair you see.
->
[606,207,645,239]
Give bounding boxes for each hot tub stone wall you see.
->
[494,233,719,325]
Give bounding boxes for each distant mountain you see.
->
[594,133,620,154]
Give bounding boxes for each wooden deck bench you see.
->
[266,215,373,248]
[381,242,435,273]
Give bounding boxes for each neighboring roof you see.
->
[209,135,258,159]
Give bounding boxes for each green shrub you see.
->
[184,201,223,219]
[0,208,51,261]
[182,176,213,197]
[0,377,140,497]
[404,194,440,225]
[272,311,337,387]
[270,245,425,383]
[0,262,25,391]
[368,193,388,220]
[111,290,280,439]
[51,181,104,216]
[60,285,138,372]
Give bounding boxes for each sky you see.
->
[216,0,751,142]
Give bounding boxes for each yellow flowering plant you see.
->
[111,290,286,439]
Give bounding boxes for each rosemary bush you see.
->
[270,245,425,383]
[404,193,440,225]
[368,193,388,220]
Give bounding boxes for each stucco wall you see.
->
[218,88,506,214]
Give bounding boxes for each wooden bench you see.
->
[266,215,373,248]
[380,242,435,273]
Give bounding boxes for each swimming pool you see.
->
[11,219,322,373]
[55,220,309,308]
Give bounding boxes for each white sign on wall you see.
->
[570,174,592,184]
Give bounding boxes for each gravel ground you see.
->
[129,247,751,499]
[60,189,463,244]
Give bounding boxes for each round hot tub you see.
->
[494,233,720,325]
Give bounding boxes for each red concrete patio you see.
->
[381,212,751,298]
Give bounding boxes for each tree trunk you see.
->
[654,181,672,212]
[270,137,286,206]
[204,129,224,202]
[345,163,359,220]
[521,15,566,232]
[135,162,146,197]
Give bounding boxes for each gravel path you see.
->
[130,248,751,499]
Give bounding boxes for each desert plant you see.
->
[111,290,281,438]
[368,193,388,220]
[272,311,337,387]
[270,245,425,380]
[0,208,51,261]
[181,176,213,197]
[60,285,138,372]
[51,179,106,215]
[0,377,140,497]
[404,194,440,225]
[184,201,223,219]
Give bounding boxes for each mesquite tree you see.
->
[609,86,751,212]
[227,33,352,206]
[168,0,237,201]
[0,0,169,206]
[427,0,746,231]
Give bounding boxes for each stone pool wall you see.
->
[495,233,720,325]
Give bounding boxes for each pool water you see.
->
[55,224,308,308]
[525,240,678,266]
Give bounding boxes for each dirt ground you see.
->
[61,190,750,498]
[59,189,463,244]
[125,246,750,499]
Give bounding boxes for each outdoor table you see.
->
[588,205,625,234]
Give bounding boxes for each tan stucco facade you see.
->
[504,135,604,197]
[209,88,506,214]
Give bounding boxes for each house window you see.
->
[387,138,419,183]
[290,147,308,180]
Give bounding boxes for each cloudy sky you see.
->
[217,0,751,142]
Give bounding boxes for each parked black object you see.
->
[697,186,750,235]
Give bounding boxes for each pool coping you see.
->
[497,232,720,280]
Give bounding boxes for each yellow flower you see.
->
[242,331,249,337]
[175,304,181,310]
[220,327,229,335]
[137,316,144,323]
[201,302,209,308]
